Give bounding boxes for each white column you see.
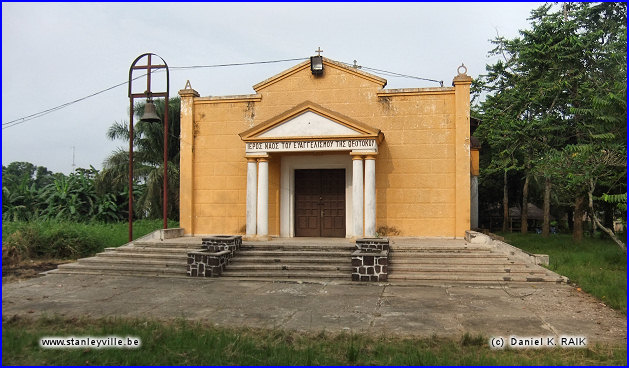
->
[471,175,479,229]
[364,155,377,237]
[246,158,257,236]
[256,157,269,237]
[352,155,364,237]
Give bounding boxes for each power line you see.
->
[2,74,147,130]
[3,56,444,130]
[341,61,444,86]
[366,68,445,86]
[169,57,307,70]
[3,57,308,130]
[173,58,444,86]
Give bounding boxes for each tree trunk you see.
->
[521,174,530,234]
[589,207,595,238]
[542,177,551,237]
[604,202,614,229]
[573,195,584,243]
[602,202,614,240]
[502,170,509,233]
[588,180,626,252]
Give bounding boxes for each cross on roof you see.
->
[315,47,323,56]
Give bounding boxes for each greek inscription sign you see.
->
[245,139,376,153]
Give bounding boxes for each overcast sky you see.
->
[2,2,545,174]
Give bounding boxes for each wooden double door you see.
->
[295,169,346,237]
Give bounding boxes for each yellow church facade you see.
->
[179,57,473,239]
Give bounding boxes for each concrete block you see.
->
[160,228,184,240]
[465,230,490,244]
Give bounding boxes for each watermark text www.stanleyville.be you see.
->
[40,336,141,349]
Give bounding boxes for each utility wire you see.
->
[4,56,444,130]
[2,73,149,130]
[341,61,444,87]
[169,57,307,70]
[3,57,308,130]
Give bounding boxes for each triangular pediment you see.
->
[258,111,362,138]
[239,101,383,142]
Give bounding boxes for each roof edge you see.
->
[252,57,387,92]
[195,94,262,104]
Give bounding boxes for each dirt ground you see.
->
[2,259,71,283]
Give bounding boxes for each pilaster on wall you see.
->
[453,65,472,238]
[179,87,200,235]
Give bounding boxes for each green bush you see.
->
[2,219,177,264]
[3,221,103,261]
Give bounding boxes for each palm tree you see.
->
[98,97,181,220]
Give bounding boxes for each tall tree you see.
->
[475,2,626,247]
[99,97,181,220]
[555,2,627,247]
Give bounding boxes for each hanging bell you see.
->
[140,100,161,123]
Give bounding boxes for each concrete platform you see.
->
[2,274,625,345]
[48,235,567,283]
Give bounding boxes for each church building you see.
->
[178,55,475,239]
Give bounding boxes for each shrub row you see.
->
[2,220,176,265]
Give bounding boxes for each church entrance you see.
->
[294,169,346,237]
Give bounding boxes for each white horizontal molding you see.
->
[245,138,377,154]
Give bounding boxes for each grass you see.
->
[2,219,179,264]
[2,316,626,366]
[500,232,627,311]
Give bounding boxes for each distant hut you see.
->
[489,203,552,232]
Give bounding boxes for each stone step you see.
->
[387,272,563,282]
[226,264,352,272]
[236,250,351,257]
[97,252,188,261]
[110,246,202,254]
[391,246,491,252]
[133,241,201,248]
[388,264,546,274]
[388,252,505,258]
[239,247,356,254]
[56,262,185,274]
[45,237,562,284]
[202,276,343,283]
[221,270,349,279]
[389,257,511,265]
[241,246,355,252]
[47,268,190,278]
[77,257,186,268]
[231,256,350,264]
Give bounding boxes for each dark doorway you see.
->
[294,169,346,237]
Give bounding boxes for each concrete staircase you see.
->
[48,238,203,278]
[220,242,354,280]
[48,238,355,281]
[47,235,565,284]
[387,241,564,283]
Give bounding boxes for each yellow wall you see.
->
[471,149,480,176]
[180,59,472,237]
